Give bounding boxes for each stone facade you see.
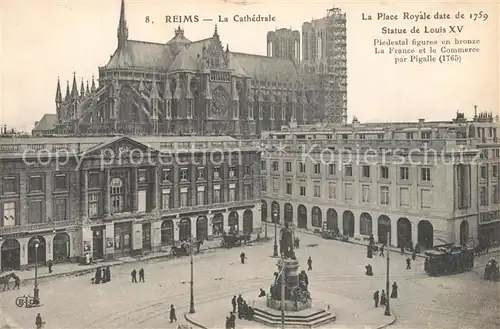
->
[0,135,261,270]
[261,111,500,248]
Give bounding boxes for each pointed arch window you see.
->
[110,177,124,214]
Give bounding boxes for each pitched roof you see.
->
[104,35,298,82]
[33,114,57,132]
[232,53,299,82]
[169,46,200,72]
[106,40,175,70]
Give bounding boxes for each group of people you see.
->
[131,268,146,283]
[92,266,111,284]
[373,282,398,307]
[231,295,254,321]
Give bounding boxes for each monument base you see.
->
[252,297,336,328]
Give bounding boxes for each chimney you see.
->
[418,118,425,123]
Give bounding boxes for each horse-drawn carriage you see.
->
[484,258,500,281]
[0,271,15,291]
[220,232,251,248]
[170,240,202,257]
[321,230,349,242]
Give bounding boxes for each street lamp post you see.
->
[272,210,279,257]
[189,237,195,314]
[384,231,391,316]
[33,238,40,305]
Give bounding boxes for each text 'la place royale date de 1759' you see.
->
[144,14,276,24]
[362,11,488,34]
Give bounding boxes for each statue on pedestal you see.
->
[279,223,295,259]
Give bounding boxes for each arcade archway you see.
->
[161,219,174,245]
[53,232,70,263]
[377,215,391,244]
[28,236,46,264]
[418,220,434,249]
[342,211,355,237]
[360,212,372,236]
[212,213,224,237]
[229,211,239,233]
[271,201,280,223]
[326,209,338,231]
[261,200,268,223]
[196,216,208,241]
[284,203,293,225]
[178,218,191,241]
[311,207,322,228]
[1,239,20,271]
[297,204,307,229]
[397,218,412,248]
[243,209,253,233]
[460,220,469,245]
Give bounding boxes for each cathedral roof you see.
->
[106,40,175,70]
[105,36,298,81]
[169,46,200,72]
[33,114,57,132]
[232,53,299,82]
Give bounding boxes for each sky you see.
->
[0,0,498,132]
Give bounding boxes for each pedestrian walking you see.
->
[390,282,398,298]
[139,268,145,282]
[412,249,417,261]
[169,304,177,323]
[101,268,107,283]
[35,313,43,329]
[406,257,411,269]
[240,252,247,264]
[47,260,53,274]
[105,266,111,282]
[373,290,379,307]
[379,244,385,257]
[307,256,312,271]
[94,267,101,284]
[229,312,236,329]
[380,290,387,306]
[400,244,404,255]
[231,296,237,313]
[365,264,373,276]
[259,288,266,297]
[13,274,20,290]
[131,269,137,283]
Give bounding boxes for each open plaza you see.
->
[1,226,498,329]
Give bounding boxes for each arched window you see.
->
[110,177,124,214]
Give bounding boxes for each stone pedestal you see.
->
[252,257,337,327]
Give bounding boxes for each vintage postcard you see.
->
[0,1,498,329]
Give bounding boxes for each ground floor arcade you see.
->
[0,205,260,271]
[262,199,479,249]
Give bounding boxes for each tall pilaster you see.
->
[131,168,138,212]
[82,170,89,218]
[153,167,160,212]
[103,169,110,215]
[45,171,53,222]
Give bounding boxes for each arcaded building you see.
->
[261,109,500,249]
[0,136,261,270]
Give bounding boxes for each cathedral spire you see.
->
[91,75,96,92]
[86,81,90,94]
[80,79,85,97]
[117,0,129,48]
[65,81,70,101]
[71,72,79,99]
[55,77,62,104]
[213,24,218,37]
